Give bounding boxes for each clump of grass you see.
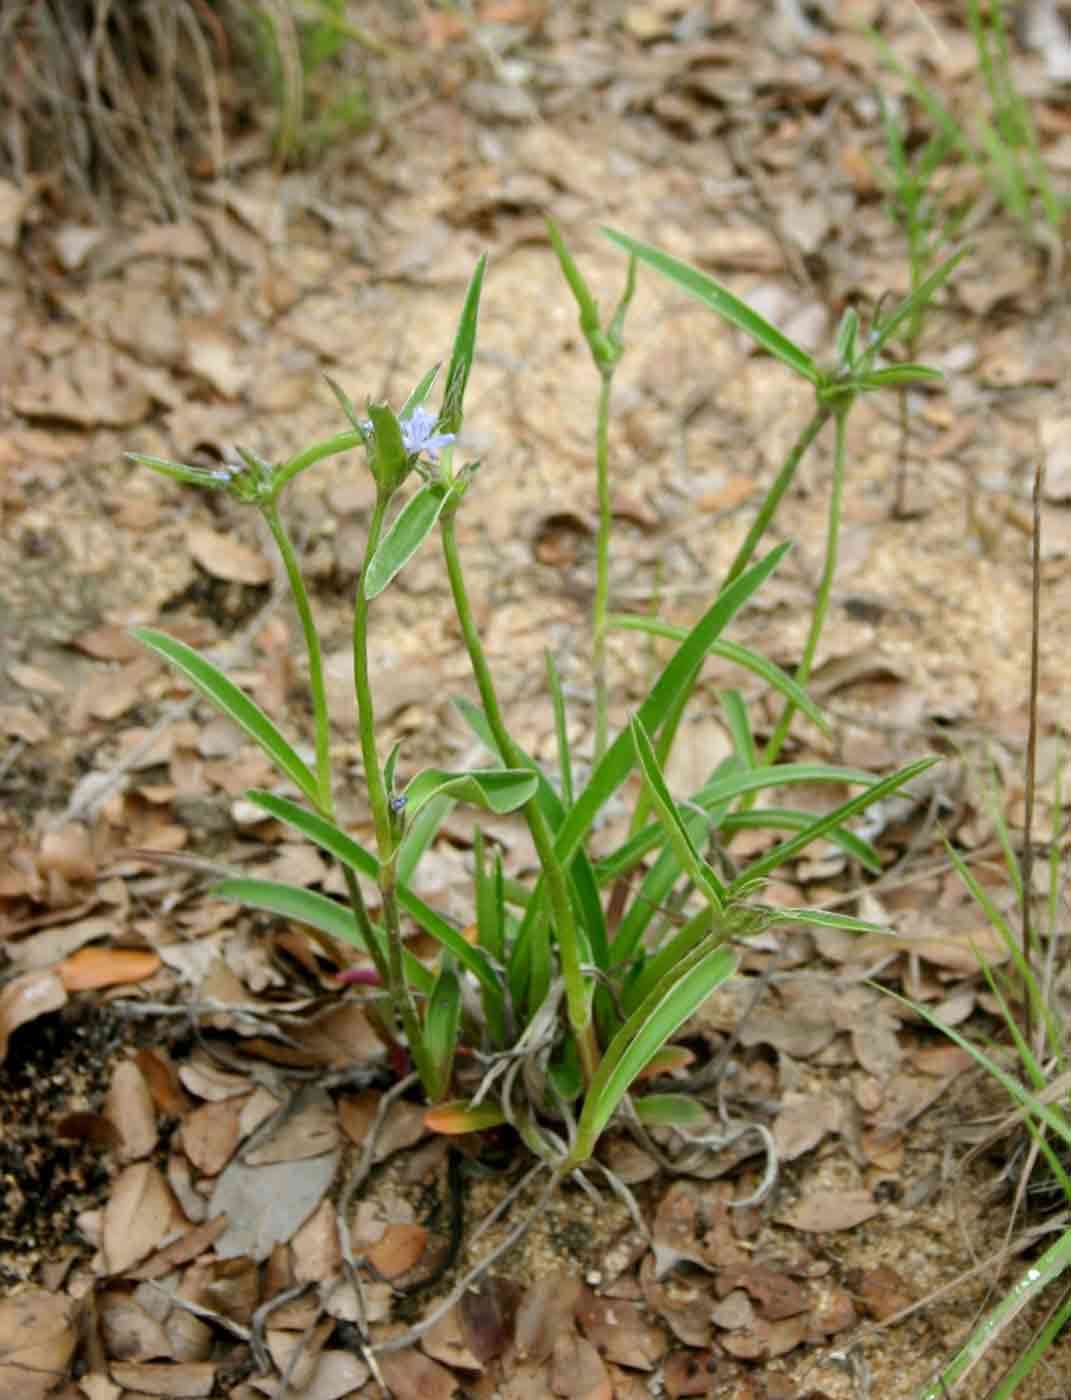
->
[127,229,957,1347]
[0,0,384,214]
[872,0,1068,239]
[897,465,1071,1398]
[1,0,234,216]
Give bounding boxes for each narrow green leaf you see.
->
[719,690,756,769]
[608,617,830,736]
[555,542,792,869]
[574,942,738,1158]
[634,1093,709,1129]
[324,375,369,436]
[211,876,433,995]
[856,364,944,389]
[720,808,880,873]
[396,792,454,888]
[609,805,712,969]
[401,363,442,421]
[133,628,319,806]
[244,791,500,994]
[546,650,574,808]
[730,756,938,891]
[424,960,462,1101]
[403,766,539,820]
[865,248,968,361]
[834,307,859,367]
[127,452,227,490]
[602,229,821,386]
[366,401,409,493]
[439,255,487,436]
[365,481,450,599]
[630,716,725,908]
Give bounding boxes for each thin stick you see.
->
[1022,460,1044,1047]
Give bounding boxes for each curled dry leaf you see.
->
[514,1274,581,1364]
[377,1348,459,1400]
[776,1188,879,1234]
[187,525,271,585]
[550,1329,611,1400]
[106,1057,158,1162]
[181,1097,245,1177]
[366,1222,428,1281]
[0,969,67,1063]
[57,946,161,991]
[98,1289,172,1361]
[0,1289,78,1400]
[103,1163,183,1274]
[576,1290,666,1372]
[109,1360,216,1397]
[421,1304,484,1372]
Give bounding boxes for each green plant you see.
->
[128,235,950,1191]
[872,0,1067,237]
[876,95,966,515]
[893,466,1071,1398]
[246,0,383,163]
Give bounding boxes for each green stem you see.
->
[353,491,392,852]
[381,859,435,1091]
[592,374,613,766]
[760,405,850,771]
[261,501,332,816]
[724,406,831,587]
[274,430,365,494]
[439,513,598,1081]
[352,488,432,1092]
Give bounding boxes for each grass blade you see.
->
[134,628,319,807]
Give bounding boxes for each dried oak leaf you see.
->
[105,1057,158,1162]
[776,1189,879,1234]
[0,969,67,1063]
[377,1348,458,1400]
[576,1290,666,1372]
[103,1163,183,1274]
[0,1290,77,1400]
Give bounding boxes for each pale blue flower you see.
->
[401,405,455,463]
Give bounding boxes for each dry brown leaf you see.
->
[853,1264,914,1321]
[377,1348,458,1400]
[37,824,97,883]
[513,1275,582,1365]
[338,1092,428,1160]
[109,1360,216,1396]
[459,1277,521,1364]
[243,1087,338,1165]
[714,1264,808,1322]
[777,1188,879,1233]
[184,321,251,399]
[102,1163,182,1274]
[290,1198,341,1284]
[0,1289,77,1400]
[209,1146,340,1261]
[771,1094,843,1162]
[576,1290,665,1371]
[129,1216,229,1281]
[57,946,161,991]
[255,1346,367,1400]
[0,969,67,1063]
[550,1330,611,1400]
[421,1304,484,1372]
[181,1097,245,1177]
[135,1047,194,1115]
[367,1222,428,1281]
[662,1348,719,1397]
[187,526,271,585]
[105,1058,158,1162]
[98,1290,172,1361]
